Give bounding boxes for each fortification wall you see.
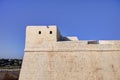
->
[19,26,120,80]
[20,48,120,80]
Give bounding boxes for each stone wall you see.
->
[19,26,120,80]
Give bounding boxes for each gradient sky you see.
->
[0,0,120,58]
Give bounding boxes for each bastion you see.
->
[19,25,120,80]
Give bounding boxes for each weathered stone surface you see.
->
[19,25,120,80]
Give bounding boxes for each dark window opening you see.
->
[88,41,99,44]
[50,31,52,34]
[39,31,41,34]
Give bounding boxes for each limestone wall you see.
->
[19,26,120,80]
[25,25,61,47]
[19,50,120,80]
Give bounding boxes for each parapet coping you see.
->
[25,41,120,51]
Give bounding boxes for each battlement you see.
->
[25,25,120,51]
[26,25,120,45]
[26,25,62,46]
[25,25,80,47]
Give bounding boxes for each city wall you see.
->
[19,26,120,80]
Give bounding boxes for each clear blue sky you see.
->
[0,0,120,58]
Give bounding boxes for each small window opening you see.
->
[50,31,52,34]
[39,31,41,34]
[88,41,99,44]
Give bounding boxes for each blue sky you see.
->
[0,0,120,58]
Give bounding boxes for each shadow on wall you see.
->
[62,37,72,41]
